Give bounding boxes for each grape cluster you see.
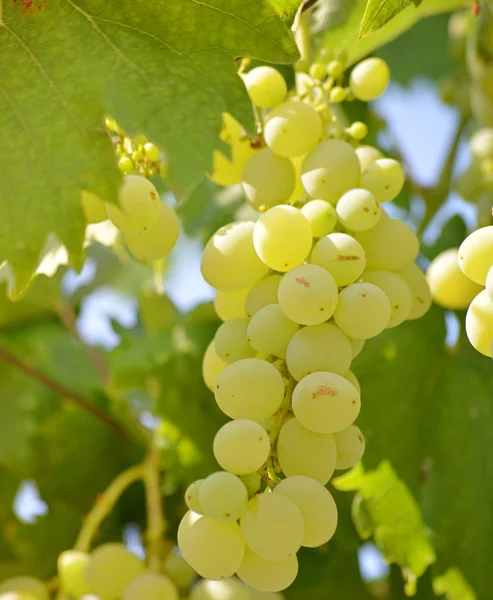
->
[179,59,432,593]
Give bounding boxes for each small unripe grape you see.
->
[144,142,160,162]
[309,62,326,80]
[327,60,344,78]
[350,57,390,101]
[349,121,368,140]
[301,200,338,238]
[244,67,287,108]
[118,156,134,174]
[329,86,346,103]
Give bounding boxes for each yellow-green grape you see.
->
[237,547,297,593]
[397,263,432,320]
[286,323,352,381]
[253,206,312,272]
[0,578,47,600]
[214,288,249,321]
[144,142,160,162]
[470,128,493,160]
[242,149,296,210]
[85,543,145,599]
[360,270,413,327]
[106,175,160,235]
[334,425,365,469]
[243,66,287,108]
[466,290,493,357]
[105,117,125,135]
[163,549,196,590]
[336,188,381,231]
[240,493,304,562]
[355,145,384,171]
[274,476,338,548]
[211,114,257,186]
[310,232,367,286]
[360,158,405,204]
[329,86,346,103]
[213,420,270,475]
[214,318,255,363]
[215,358,284,421]
[350,57,390,101]
[277,417,336,484]
[264,101,322,158]
[427,248,484,310]
[309,62,326,80]
[199,472,248,522]
[124,202,180,261]
[81,190,108,224]
[348,336,365,358]
[458,226,493,285]
[177,510,202,562]
[58,550,91,598]
[345,370,361,395]
[349,121,368,141]
[334,282,391,339]
[0,594,37,600]
[123,573,178,600]
[301,140,360,203]
[247,304,299,358]
[201,221,269,291]
[245,275,282,318]
[242,473,262,496]
[292,372,360,434]
[486,265,493,301]
[327,60,344,78]
[190,578,251,600]
[185,480,204,514]
[301,200,338,238]
[278,264,338,326]
[354,214,419,271]
[202,341,228,391]
[118,155,134,174]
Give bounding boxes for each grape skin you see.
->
[177,511,203,563]
[360,270,413,328]
[0,578,48,600]
[336,188,381,232]
[185,479,204,514]
[345,370,361,395]
[244,67,287,108]
[458,226,493,285]
[334,425,365,469]
[264,101,322,158]
[85,543,144,599]
[124,202,179,261]
[355,145,384,170]
[245,275,282,318]
[300,200,338,238]
[237,547,298,593]
[242,149,296,210]
[57,550,91,598]
[213,420,270,475]
[106,175,161,235]
[247,304,299,358]
[350,58,390,101]
[311,232,367,286]
[214,318,255,363]
[190,578,251,600]
[465,289,493,357]
[122,573,178,600]
[397,263,432,320]
[202,341,228,392]
[334,282,391,339]
[360,158,405,204]
[214,288,249,321]
[487,265,493,301]
[199,472,248,522]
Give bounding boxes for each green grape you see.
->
[470,128,493,160]
[292,371,360,434]
[202,341,228,392]
[396,263,432,320]
[253,206,312,272]
[334,425,365,470]
[85,543,145,599]
[243,67,287,108]
[58,550,91,597]
[201,221,269,291]
[349,121,368,141]
[301,200,338,238]
[350,57,390,101]
[348,336,365,359]
[277,417,336,484]
[245,275,282,318]
[458,226,493,285]
[213,420,270,475]
[360,270,413,328]
[286,323,352,381]
[237,547,297,593]
[214,288,249,321]
[242,473,262,496]
[301,139,360,203]
[465,290,493,357]
[177,510,203,563]
[190,578,251,600]
[185,480,204,514]
[264,101,322,158]
[123,573,178,600]
[274,476,338,548]
[0,594,37,600]
[163,549,197,589]
[242,149,296,210]
[124,202,180,261]
[214,318,255,363]
[309,62,326,80]
[183,517,245,580]
[330,86,346,103]
[360,158,405,203]
[345,370,361,395]
[353,214,419,271]
[427,248,484,310]
[336,188,381,231]
[106,175,160,235]
[118,155,134,174]
[278,264,339,325]
[81,190,108,224]
[215,358,284,421]
[334,282,391,339]
[247,304,299,358]
[487,265,493,301]
[355,145,384,171]
[0,578,47,600]
[240,493,304,562]
[310,232,367,286]
[144,142,160,162]
[198,472,248,522]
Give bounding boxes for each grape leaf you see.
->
[269,0,304,26]
[0,0,298,294]
[360,0,413,38]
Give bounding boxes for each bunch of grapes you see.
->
[179,58,432,593]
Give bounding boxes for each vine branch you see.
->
[143,445,168,570]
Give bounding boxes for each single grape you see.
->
[350,57,390,101]
[330,86,346,103]
[264,101,322,158]
[360,270,413,327]
[458,226,493,285]
[469,128,493,160]
[244,67,287,108]
[241,473,262,496]
[334,425,365,469]
[247,304,299,358]
[85,543,144,599]
[345,370,361,396]
[198,472,248,522]
[348,336,365,359]
[309,62,327,80]
[163,549,197,589]
[215,358,284,421]
[355,145,384,171]
[396,263,432,320]
[245,275,282,318]
[185,480,204,514]
[327,60,344,77]
[118,155,134,174]
[81,190,108,224]
[242,149,296,210]
[177,511,203,562]
[237,547,298,593]
[106,175,160,235]
[58,550,91,598]
[213,420,270,475]
[274,475,338,548]
[301,200,338,238]
[214,318,255,363]
[240,493,304,562]
[301,139,360,203]
[123,573,178,600]
[292,371,360,434]
[202,341,228,392]
[465,290,493,357]
[124,202,179,261]
[334,282,391,339]
[0,578,47,600]
[253,206,312,272]
[286,323,352,381]
[190,578,251,600]
[278,264,339,326]
[360,158,405,204]
[310,232,367,286]
[277,417,336,484]
[336,188,381,232]
[486,265,493,301]
[214,288,249,321]
[349,121,368,141]
[143,142,160,162]
[201,221,269,291]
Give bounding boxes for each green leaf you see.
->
[433,568,477,600]
[268,0,304,26]
[360,0,412,38]
[0,0,298,293]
